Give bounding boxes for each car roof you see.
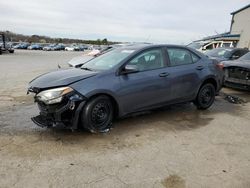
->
[114,43,205,58]
[117,44,187,51]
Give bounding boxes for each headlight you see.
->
[36,87,73,105]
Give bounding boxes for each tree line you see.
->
[1,31,117,45]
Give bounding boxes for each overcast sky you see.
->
[0,0,249,44]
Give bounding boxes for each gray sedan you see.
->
[28,44,223,133]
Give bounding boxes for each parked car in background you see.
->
[28,44,223,133]
[28,44,43,50]
[222,52,250,91]
[14,43,29,49]
[43,44,65,51]
[43,44,56,51]
[0,33,14,54]
[68,46,114,68]
[65,44,80,51]
[88,45,102,50]
[78,45,88,51]
[188,41,237,52]
[87,46,114,56]
[205,48,248,62]
[53,44,65,51]
[43,44,57,51]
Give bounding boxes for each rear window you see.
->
[167,48,200,66]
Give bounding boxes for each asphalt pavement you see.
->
[0,50,250,188]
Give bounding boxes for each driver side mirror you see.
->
[121,65,139,74]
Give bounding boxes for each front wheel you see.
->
[81,95,114,133]
[194,83,215,110]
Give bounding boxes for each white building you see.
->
[230,4,250,49]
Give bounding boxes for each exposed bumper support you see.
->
[31,93,86,129]
[72,101,86,129]
[224,81,250,91]
[31,115,53,128]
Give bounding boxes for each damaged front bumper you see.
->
[224,79,250,91]
[224,68,250,91]
[31,92,86,129]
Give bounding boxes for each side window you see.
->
[128,49,164,71]
[167,48,200,66]
[191,53,200,63]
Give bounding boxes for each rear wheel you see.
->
[194,83,215,110]
[81,95,114,133]
[9,50,14,53]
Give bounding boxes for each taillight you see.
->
[216,63,224,70]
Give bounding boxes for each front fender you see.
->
[69,73,123,115]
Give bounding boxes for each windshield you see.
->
[239,52,250,60]
[205,48,233,58]
[81,49,134,71]
[187,42,203,49]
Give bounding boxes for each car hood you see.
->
[29,68,98,92]
[223,60,250,69]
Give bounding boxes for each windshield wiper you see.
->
[81,67,93,71]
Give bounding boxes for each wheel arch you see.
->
[201,77,218,90]
[87,92,120,118]
[195,76,218,97]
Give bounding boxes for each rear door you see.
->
[164,47,202,101]
[118,47,172,112]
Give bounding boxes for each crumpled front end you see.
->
[224,67,250,91]
[29,88,86,129]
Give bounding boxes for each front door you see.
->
[118,48,171,113]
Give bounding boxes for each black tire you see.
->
[0,49,2,55]
[194,83,215,110]
[81,95,114,133]
[9,50,14,53]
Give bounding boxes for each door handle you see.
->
[196,65,204,70]
[159,72,169,77]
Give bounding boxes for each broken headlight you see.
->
[36,87,73,105]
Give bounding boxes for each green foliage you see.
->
[1,31,118,45]
[102,38,108,45]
